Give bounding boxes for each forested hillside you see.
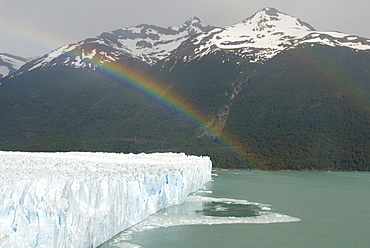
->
[223,45,370,170]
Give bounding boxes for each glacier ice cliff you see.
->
[0,151,212,248]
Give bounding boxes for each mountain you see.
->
[1,8,369,170]
[11,17,214,78]
[0,53,30,78]
[164,7,370,65]
[11,7,370,76]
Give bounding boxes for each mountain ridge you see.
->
[9,17,214,78]
[8,7,370,79]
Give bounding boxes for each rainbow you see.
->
[0,16,73,57]
[0,21,250,164]
[0,19,211,130]
[99,60,217,136]
[61,48,248,158]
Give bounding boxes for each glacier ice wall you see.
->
[0,151,212,248]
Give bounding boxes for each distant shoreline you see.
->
[211,168,366,172]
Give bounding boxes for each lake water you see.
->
[99,170,370,248]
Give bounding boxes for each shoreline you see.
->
[211,168,366,172]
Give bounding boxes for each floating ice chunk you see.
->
[106,195,300,247]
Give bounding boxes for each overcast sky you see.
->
[1,0,369,57]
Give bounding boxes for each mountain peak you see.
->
[180,17,214,35]
[242,7,315,32]
[167,7,370,65]
[260,7,280,16]
[184,17,202,25]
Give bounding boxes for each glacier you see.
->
[0,151,212,248]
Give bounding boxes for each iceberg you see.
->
[0,151,212,248]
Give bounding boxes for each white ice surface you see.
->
[0,151,212,248]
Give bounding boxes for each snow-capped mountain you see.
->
[96,17,214,64]
[166,7,370,64]
[12,17,214,76]
[9,8,370,77]
[0,53,30,78]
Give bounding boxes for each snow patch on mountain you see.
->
[26,45,77,72]
[0,53,29,78]
[94,17,213,65]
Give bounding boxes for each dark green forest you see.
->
[224,45,370,170]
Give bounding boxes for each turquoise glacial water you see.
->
[100,170,370,248]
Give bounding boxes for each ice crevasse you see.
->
[0,151,212,247]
